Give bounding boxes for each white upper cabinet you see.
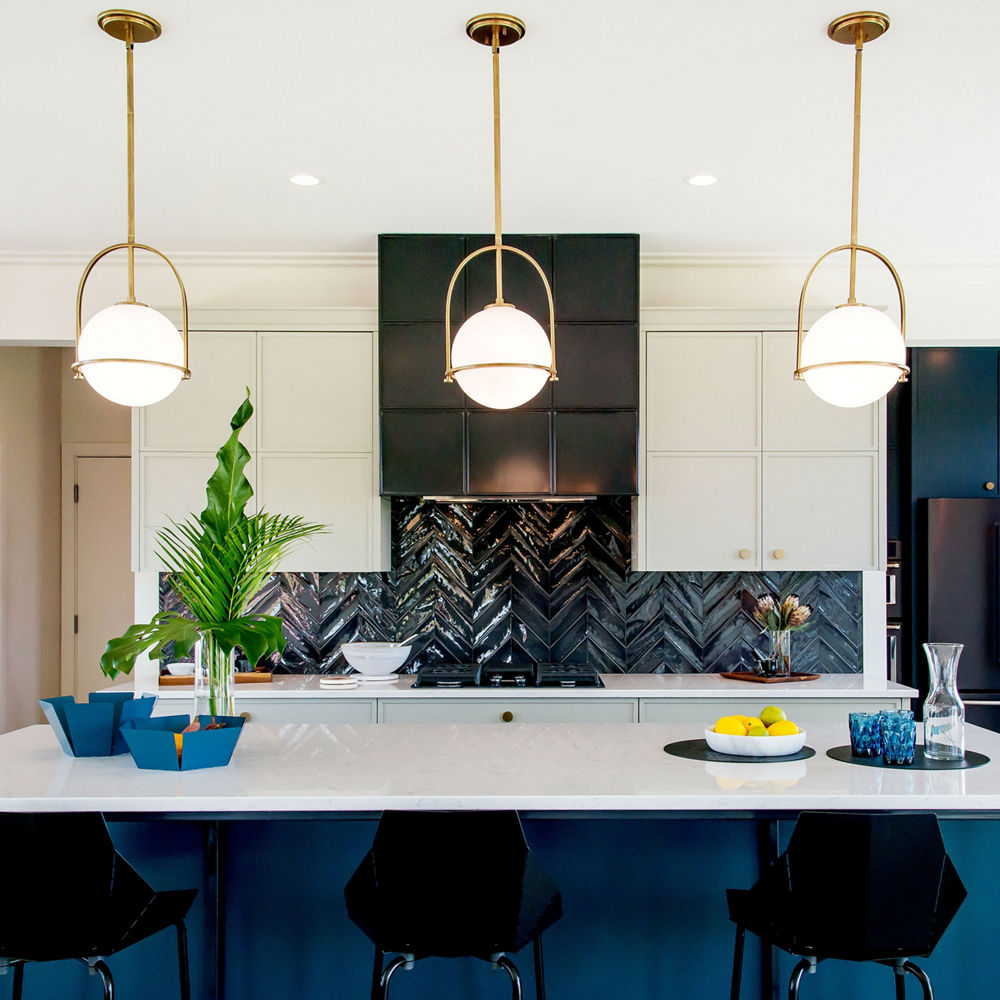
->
[141,332,257,451]
[258,333,373,453]
[646,332,760,451]
[762,333,877,451]
[135,330,388,573]
[638,331,884,572]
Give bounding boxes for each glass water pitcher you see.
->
[922,642,965,761]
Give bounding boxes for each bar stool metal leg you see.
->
[730,924,745,1000]
[93,959,114,1000]
[176,921,191,1000]
[369,946,384,1000]
[533,935,546,1000]
[903,960,935,1000]
[379,954,408,1000]
[494,956,523,1000]
[893,960,906,1000]
[11,962,24,1000]
[788,957,812,1000]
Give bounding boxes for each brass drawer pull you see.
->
[501,710,514,723]
[773,549,785,560]
[738,548,751,560]
[986,482,996,491]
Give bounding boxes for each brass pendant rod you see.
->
[848,25,863,305]
[492,23,504,304]
[125,23,136,303]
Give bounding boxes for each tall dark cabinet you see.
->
[903,347,1000,728]
[378,234,639,496]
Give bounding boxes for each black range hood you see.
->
[378,233,639,498]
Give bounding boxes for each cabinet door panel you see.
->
[555,411,637,494]
[468,411,550,495]
[257,454,373,571]
[911,348,999,497]
[553,324,638,409]
[259,333,373,453]
[141,332,256,451]
[553,235,638,322]
[142,454,256,572]
[644,454,759,570]
[763,332,877,451]
[381,411,465,495]
[379,698,636,724]
[646,333,760,451]
[380,324,463,409]
[763,454,877,570]
[379,235,466,324]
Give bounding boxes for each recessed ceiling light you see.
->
[687,174,718,187]
[289,173,321,186]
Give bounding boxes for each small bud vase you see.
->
[768,629,792,677]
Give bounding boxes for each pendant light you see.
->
[795,11,908,408]
[444,14,557,410]
[73,9,190,408]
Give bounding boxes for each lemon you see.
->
[747,725,767,737]
[767,720,800,736]
[714,716,748,735]
[744,717,764,731]
[759,705,786,727]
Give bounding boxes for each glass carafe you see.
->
[922,642,965,761]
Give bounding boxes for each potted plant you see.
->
[100,392,325,714]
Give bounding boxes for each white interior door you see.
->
[74,456,133,698]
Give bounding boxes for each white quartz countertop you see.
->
[1,720,996,814]
[144,673,918,700]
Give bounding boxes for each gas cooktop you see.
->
[413,662,604,689]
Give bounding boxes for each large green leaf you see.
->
[200,390,255,545]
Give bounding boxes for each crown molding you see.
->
[3,249,999,269]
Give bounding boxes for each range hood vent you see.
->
[378,233,639,498]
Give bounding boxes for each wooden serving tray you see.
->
[720,671,820,684]
[158,672,272,686]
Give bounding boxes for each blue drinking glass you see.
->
[882,715,917,766]
[848,712,882,758]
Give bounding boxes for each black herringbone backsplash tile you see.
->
[161,498,863,674]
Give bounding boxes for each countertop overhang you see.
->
[1,720,995,815]
[141,674,919,701]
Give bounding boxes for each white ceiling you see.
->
[2,0,997,256]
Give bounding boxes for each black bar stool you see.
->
[0,813,197,1000]
[726,812,966,1000]
[345,810,562,1000]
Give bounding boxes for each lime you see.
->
[747,725,767,737]
[759,705,786,727]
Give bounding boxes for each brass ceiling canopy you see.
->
[465,13,525,46]
[97,9,162,43]
[827,11,889,44]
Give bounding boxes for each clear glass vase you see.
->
[768,629,792,677]
[194,633,236,718]
[922,642,965,761]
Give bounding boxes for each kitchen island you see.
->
[2,719,992,1000]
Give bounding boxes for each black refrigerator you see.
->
[922,498,1000,732]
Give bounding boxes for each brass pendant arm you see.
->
[444,243,557,382]
[794,242,908,382]
[125,26,136,301]
[75,241,191,379]
[492,24,503,304]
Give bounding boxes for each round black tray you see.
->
[827,745,990,770]
[664,739,816,764]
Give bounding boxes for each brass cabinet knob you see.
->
[773,549,785,560]
[738,548,751,560]
[239,711,251,721]
[501,710,514,723]
[986,482,996,491]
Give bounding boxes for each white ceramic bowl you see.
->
[165,662,195,676]
[704,727,807,757]
[340,642,412,675]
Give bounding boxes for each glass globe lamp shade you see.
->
[77,302,185,407]
[451,304,552,409]
[800,304,906,408]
